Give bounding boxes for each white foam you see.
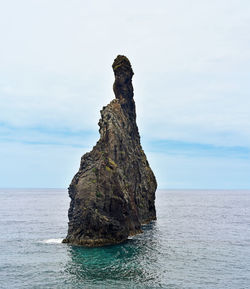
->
[41,238,63,244]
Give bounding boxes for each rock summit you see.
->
[63,55,157,246]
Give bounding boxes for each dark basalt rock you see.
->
[63,55,157,246]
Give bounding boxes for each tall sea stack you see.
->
[63,55,157,246]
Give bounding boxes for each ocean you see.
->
[0,189,249,289]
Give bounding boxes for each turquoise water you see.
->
[0,189,249,288]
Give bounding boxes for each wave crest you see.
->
[41,238,63,244]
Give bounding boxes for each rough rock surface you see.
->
[63,55,157,246]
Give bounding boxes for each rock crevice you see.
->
[63,55,157,246]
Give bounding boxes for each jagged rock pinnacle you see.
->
[63,55,157,247]
[112,55,136,119]
[112,55,134,100]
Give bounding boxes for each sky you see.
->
[0,0,250,189]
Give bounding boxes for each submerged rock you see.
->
[63,55,157,246]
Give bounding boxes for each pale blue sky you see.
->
[0,0,250,188]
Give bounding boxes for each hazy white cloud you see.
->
[136,69,250,146]
[0,0,250,187]
[0,0,249,147]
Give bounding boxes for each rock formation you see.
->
[63,55,157,246]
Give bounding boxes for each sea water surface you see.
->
[0,189,249,289]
